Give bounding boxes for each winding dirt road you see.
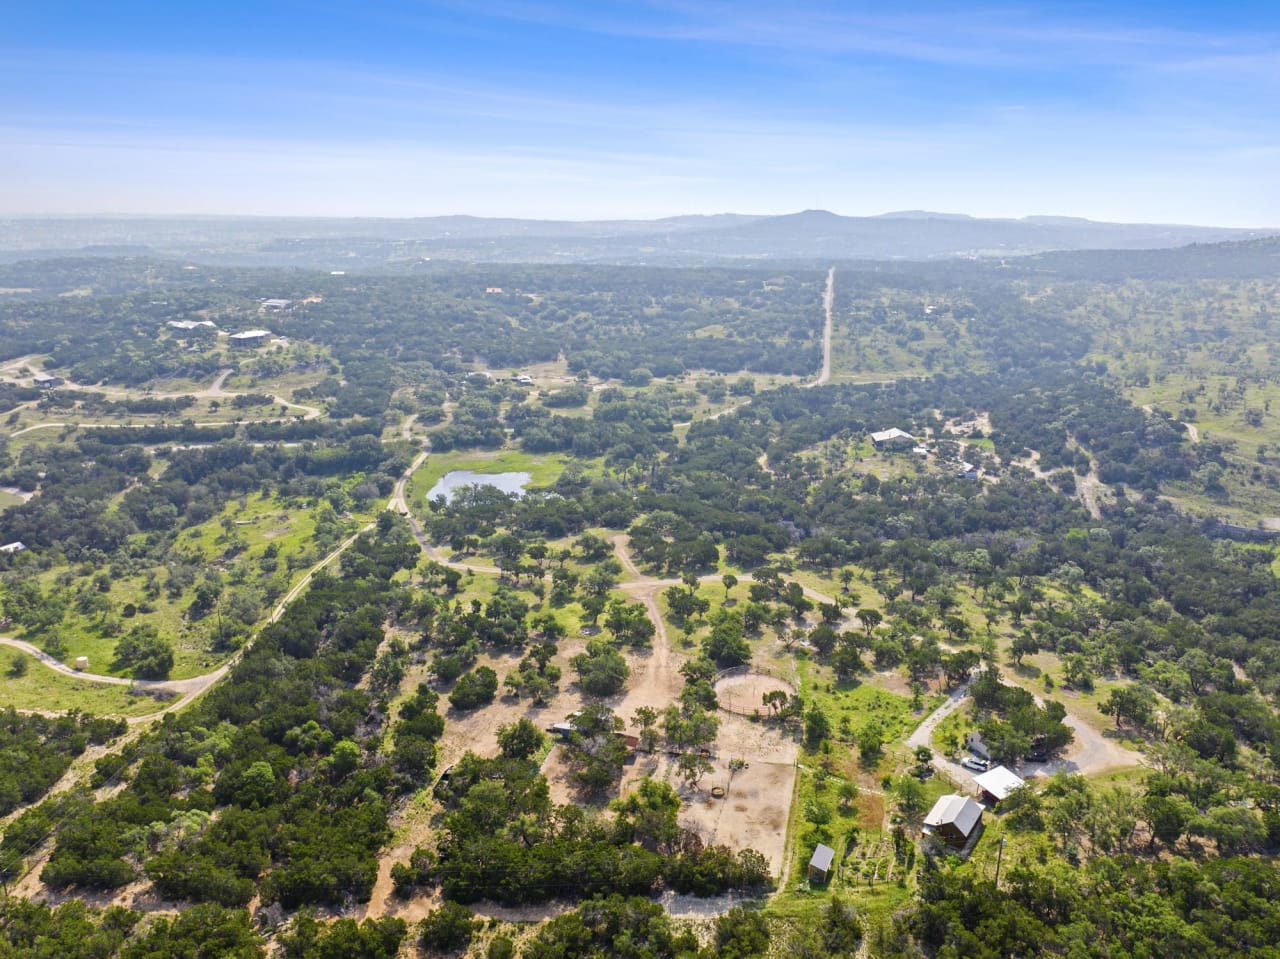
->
[5,366,323,441]
[1,525,369,723]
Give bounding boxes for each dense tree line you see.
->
[427,756,771,906]
[885,854,1280,958]
[0,709,125,817]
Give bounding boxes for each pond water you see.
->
[427,470,531,503]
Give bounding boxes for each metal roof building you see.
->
[924,794,984,847]
[809,843,836,882]
[974,766,1026,803]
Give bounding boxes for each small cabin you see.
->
[923,794,984,848]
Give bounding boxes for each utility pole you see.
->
[994,836,1007,889]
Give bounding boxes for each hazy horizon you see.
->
[1,209,1274,232]
[4,1,1278,227]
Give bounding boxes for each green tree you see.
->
[804,704,832,750]
[419,902,480,953]
[7,652,27,678]
[330,740,361,779]
[112,624,174,679]
[497,717,545,760]
[704,609,750,667]
[857,722,884,761]
[238,760,277,808]
[894,775,927,816]
[711,906,770,959]
[571,641,631,697]
[449,666,498,710]
[566,704,628,795]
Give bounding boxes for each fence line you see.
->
[713,665,799,717]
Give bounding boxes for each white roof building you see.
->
[0,542,26,554]
[973,765,1026,802]
[870,427,916,445]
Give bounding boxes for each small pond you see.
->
[427,470,531,503]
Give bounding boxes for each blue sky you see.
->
[3,1,1277,224]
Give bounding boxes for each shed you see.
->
[261,298,293,310]
[973,766,1026,804]
[74,656,89,671]
[923,794,984,847]
[615,733,640,751]
[33,373,64,388]
[809,843,836,882]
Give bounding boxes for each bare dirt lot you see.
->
[615,714,798,877]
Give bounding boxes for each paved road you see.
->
[675,265,835,429]
[804,267,835,388]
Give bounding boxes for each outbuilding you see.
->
[923,794,984,848]
[809,843,836,882]
[973,765,1026,804]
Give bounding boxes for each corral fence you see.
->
[713,664,800,718]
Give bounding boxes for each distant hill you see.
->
[0,211,1272,268]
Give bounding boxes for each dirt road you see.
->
[905,677,1141,788]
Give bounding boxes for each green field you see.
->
[0,650,168,717]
